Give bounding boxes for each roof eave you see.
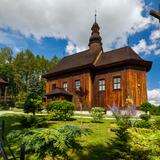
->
[95,59,152,72]
[42,64,94,79]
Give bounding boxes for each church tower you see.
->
[88,12,103,52]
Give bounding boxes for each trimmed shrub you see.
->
[91,107,105,122]
[48,100,75,120]
[140,114,151,121]
[24,93,42,115]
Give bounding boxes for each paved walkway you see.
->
[0,110,115,119]
[0,110,143,120]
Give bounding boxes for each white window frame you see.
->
[75,80,80,91]
[99,79,105,91]
[63,82,68,91]
[113,77,121,90]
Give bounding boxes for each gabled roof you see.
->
[95,47,152,71]
[43,46,152,78]
[43,49,100,77]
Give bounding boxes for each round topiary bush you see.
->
[91,107,105,122]
[48,100,75,121]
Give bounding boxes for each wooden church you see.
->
[43,18,152,110]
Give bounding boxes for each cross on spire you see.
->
[95,9,97,23]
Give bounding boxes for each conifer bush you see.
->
[24,93,42,115]
[91,107,105,122]
[7,125,91,159]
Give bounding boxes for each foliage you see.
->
[139,102,154,113]
[134,120,152,129]
[48,100,75,120]
[108,105,160,160]
[20,116,47,128]
[24,93,42,115]
[107,106,133,160]
[152,118,160,130]
[150,106,160,115]
[0,47,60,99]
[91,107,105,122]
[15,101,24,109]
[7,125,90,159]
[128,128,160,160]
[140,114,151,121]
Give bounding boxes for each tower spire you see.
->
[88,12,102,51]
[95,9,97,23]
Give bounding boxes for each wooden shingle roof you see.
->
[43,46,152,78]
[43,49,100,77]
[95,47,152,71]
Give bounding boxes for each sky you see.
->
[0,0,159,105]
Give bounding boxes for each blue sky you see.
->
[0,0,159,104]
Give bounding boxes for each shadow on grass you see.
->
[90,120,104,123]
[75,144,111,160]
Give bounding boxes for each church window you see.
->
[75,80,80,90]
[99,79,105,91]
[113,77,121,90]
[63,82,68,91]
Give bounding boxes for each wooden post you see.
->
[2,120,5,141]
[20,144,25,160]
[4,86,7,102]
[150,9,160,21]
[0,142,9,160]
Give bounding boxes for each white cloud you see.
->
[0,0,151,51]
[65,41,76,55]
[150,29,160,41]
[132,39,157,55]
[65,41,82,55]
[0,29,28,54]
[148,89,160,106]
[132,27,160,55]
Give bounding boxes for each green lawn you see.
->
[0,114,115,160]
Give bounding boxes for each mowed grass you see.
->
[0,114,115,160]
